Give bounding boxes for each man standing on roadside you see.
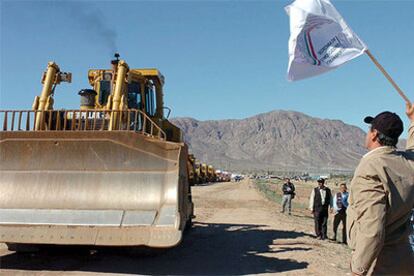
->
[309,178,332,240]
[332,183,349,244]
[347,103,414,276]
[281,178,295,215]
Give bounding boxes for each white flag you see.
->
[285,0,367,81]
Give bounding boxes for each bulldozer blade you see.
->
[0,131,192,248]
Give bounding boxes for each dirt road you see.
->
[0,180,351,275]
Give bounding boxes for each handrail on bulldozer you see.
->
[0,109,166,140]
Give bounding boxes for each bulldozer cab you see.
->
[88,68,163,115]
[86,57,182,143]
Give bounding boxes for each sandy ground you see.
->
[0,180,351,275]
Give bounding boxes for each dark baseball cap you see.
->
[364,111,403,140]
[317,178,325,184]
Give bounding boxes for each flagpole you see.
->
[365,50,411,104]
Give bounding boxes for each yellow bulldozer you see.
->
[0,54,194,250]
[194,161,202,185]
[200,163,208,184]
[207,165,216,183]
[187,154,195,186]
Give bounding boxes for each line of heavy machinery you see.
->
[0,54,230,251]
[187,154,232,185]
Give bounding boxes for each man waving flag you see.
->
[285,0,367,81]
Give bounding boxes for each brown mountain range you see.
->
[171,110,405,173]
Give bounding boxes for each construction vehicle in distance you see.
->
[225,172,232,182]
[215,170,223,182]
[187,154,197,186]
[0,54,194,250]
[200,163,208,184]
[213,169,230,183]
[207,165,215,182]
[194,162,201,185]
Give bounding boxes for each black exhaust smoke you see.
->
[63,2,118,56]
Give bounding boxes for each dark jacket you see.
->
[282,182,295,195]
[313,187,331,212]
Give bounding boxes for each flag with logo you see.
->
[285,0,367,81]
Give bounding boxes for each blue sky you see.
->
[1,0,413,135]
